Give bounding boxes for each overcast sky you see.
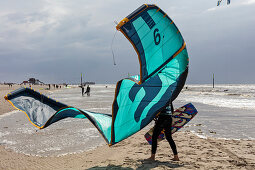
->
[0,0,254,84]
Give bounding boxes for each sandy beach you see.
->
[1,85,255,170]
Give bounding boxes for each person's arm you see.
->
[170,102,174,114]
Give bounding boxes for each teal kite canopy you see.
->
[4,4,189,146]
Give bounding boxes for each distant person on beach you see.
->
[84,85,90,96]
[81,86,85,96]
[147,103,179,161]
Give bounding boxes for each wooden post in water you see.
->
[213,73,215,88]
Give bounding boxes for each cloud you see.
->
[243,0,255,5]
[0,0,255,84]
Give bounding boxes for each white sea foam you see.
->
[1,139,17,145]
[0,131,10,138]
[179,84,255,110]
[190,131,208,139]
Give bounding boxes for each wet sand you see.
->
[0,85,255,169]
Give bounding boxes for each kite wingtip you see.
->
[116,18,129,30]
[4,95,8,100]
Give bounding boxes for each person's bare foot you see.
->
[145,154,155,161]
[172,155,180,161]
[172,158,180,161]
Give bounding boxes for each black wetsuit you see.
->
[85,86,90,96]
[152,104,178,155]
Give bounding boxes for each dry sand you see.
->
[0,85,254,170]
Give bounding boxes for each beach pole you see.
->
[81,73,82,86]
[213,73,215,88]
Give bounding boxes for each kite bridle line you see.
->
[111,29,118,66]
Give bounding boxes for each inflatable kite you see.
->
[217,0,231,6]
[4,4,189,146]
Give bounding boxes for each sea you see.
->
[175,84,255,140]
[0,84,254,156]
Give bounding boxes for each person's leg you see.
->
[148,118,164,160]
[164,118,179,161]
